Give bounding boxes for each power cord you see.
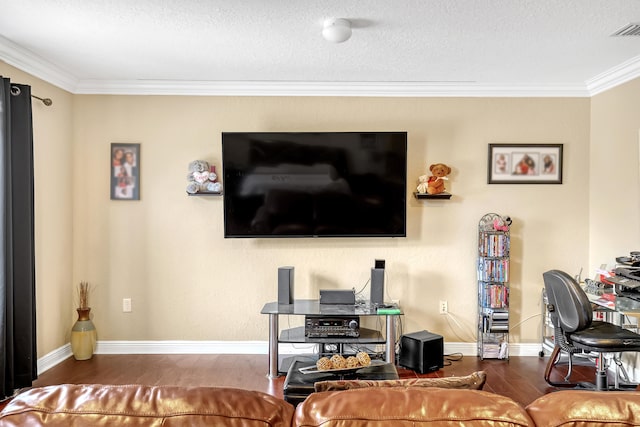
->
[443,352,463,366]
[443,312,477,342]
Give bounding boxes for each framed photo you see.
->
[111,143,140,200]
[488,143,563,184]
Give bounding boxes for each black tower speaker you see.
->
[278,266,294,304]
[399,330,444,373]
[370,268,384,306]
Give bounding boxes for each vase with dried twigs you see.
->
[70,281,97,360]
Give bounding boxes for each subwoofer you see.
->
[399,330,444,373]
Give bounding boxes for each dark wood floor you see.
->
[28,353,602,407]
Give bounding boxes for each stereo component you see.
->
[319,289,355,305]
[305,316,360,338]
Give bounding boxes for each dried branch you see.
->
[78,281,90,309]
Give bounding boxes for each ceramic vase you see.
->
[70,308,97,360]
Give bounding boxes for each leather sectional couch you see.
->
[1,383,640,426]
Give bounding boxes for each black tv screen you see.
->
[222,132,407,238]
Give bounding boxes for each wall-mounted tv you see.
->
[222,132,407,238]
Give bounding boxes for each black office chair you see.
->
[543,269,640,390]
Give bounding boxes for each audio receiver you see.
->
[304,316,360,338]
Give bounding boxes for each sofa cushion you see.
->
[314,370,486,392]
[526,390,640,427]
[0,384,294,427]
[295,387,534,427]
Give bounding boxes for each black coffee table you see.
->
[283,357,399,406]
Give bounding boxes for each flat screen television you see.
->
[222,132,407,238]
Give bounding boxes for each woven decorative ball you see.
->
[330,354,347,369]
[345,356,359,368]
[316,357,333,371]
[356,351,371,367]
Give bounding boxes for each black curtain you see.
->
[0,76,37,399]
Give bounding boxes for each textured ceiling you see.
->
[1,0,640,96]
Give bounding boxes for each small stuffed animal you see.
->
[186,160,221,193]
[426,163,451,195]
[416,174,430,194]
[493,216,512,231]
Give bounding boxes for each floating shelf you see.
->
[187,192,223,196]
[414,192,452,200]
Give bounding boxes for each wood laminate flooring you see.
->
[28,353,605,407]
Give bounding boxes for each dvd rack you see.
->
[477,213,510,360]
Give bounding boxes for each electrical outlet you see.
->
[391,299,400,306]
[439,300,448,315]
[122,298,132,313]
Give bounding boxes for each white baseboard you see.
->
[444,342,542,357]
[95,340,269,354]
[37,341,546,375]
[37,344,72,374]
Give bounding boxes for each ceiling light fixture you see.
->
[322,18,352,43]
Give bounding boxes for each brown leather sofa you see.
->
[1,383,640,426]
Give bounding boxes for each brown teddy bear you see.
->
[426,163,451,195]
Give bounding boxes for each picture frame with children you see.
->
[488,143,562,184]
[111,143,140,200]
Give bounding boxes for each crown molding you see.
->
[3,33,636,98]
[586,54,640,96]
[0,35,78,92]
[73,79,590,97]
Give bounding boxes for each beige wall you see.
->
[72,95,590,345]
[590,78,640,381]
[0,61,597,356]
[590,79,640,268]
[0,62,74,357]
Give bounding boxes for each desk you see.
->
[612,295,640,314]
[260,300,402,379]
[584,287,640,317]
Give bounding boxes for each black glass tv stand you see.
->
[260,299,402,378]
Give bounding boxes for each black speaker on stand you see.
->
[370,268,384,306]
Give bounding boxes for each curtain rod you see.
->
[31,94,53,106]
[9,85,53,106]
